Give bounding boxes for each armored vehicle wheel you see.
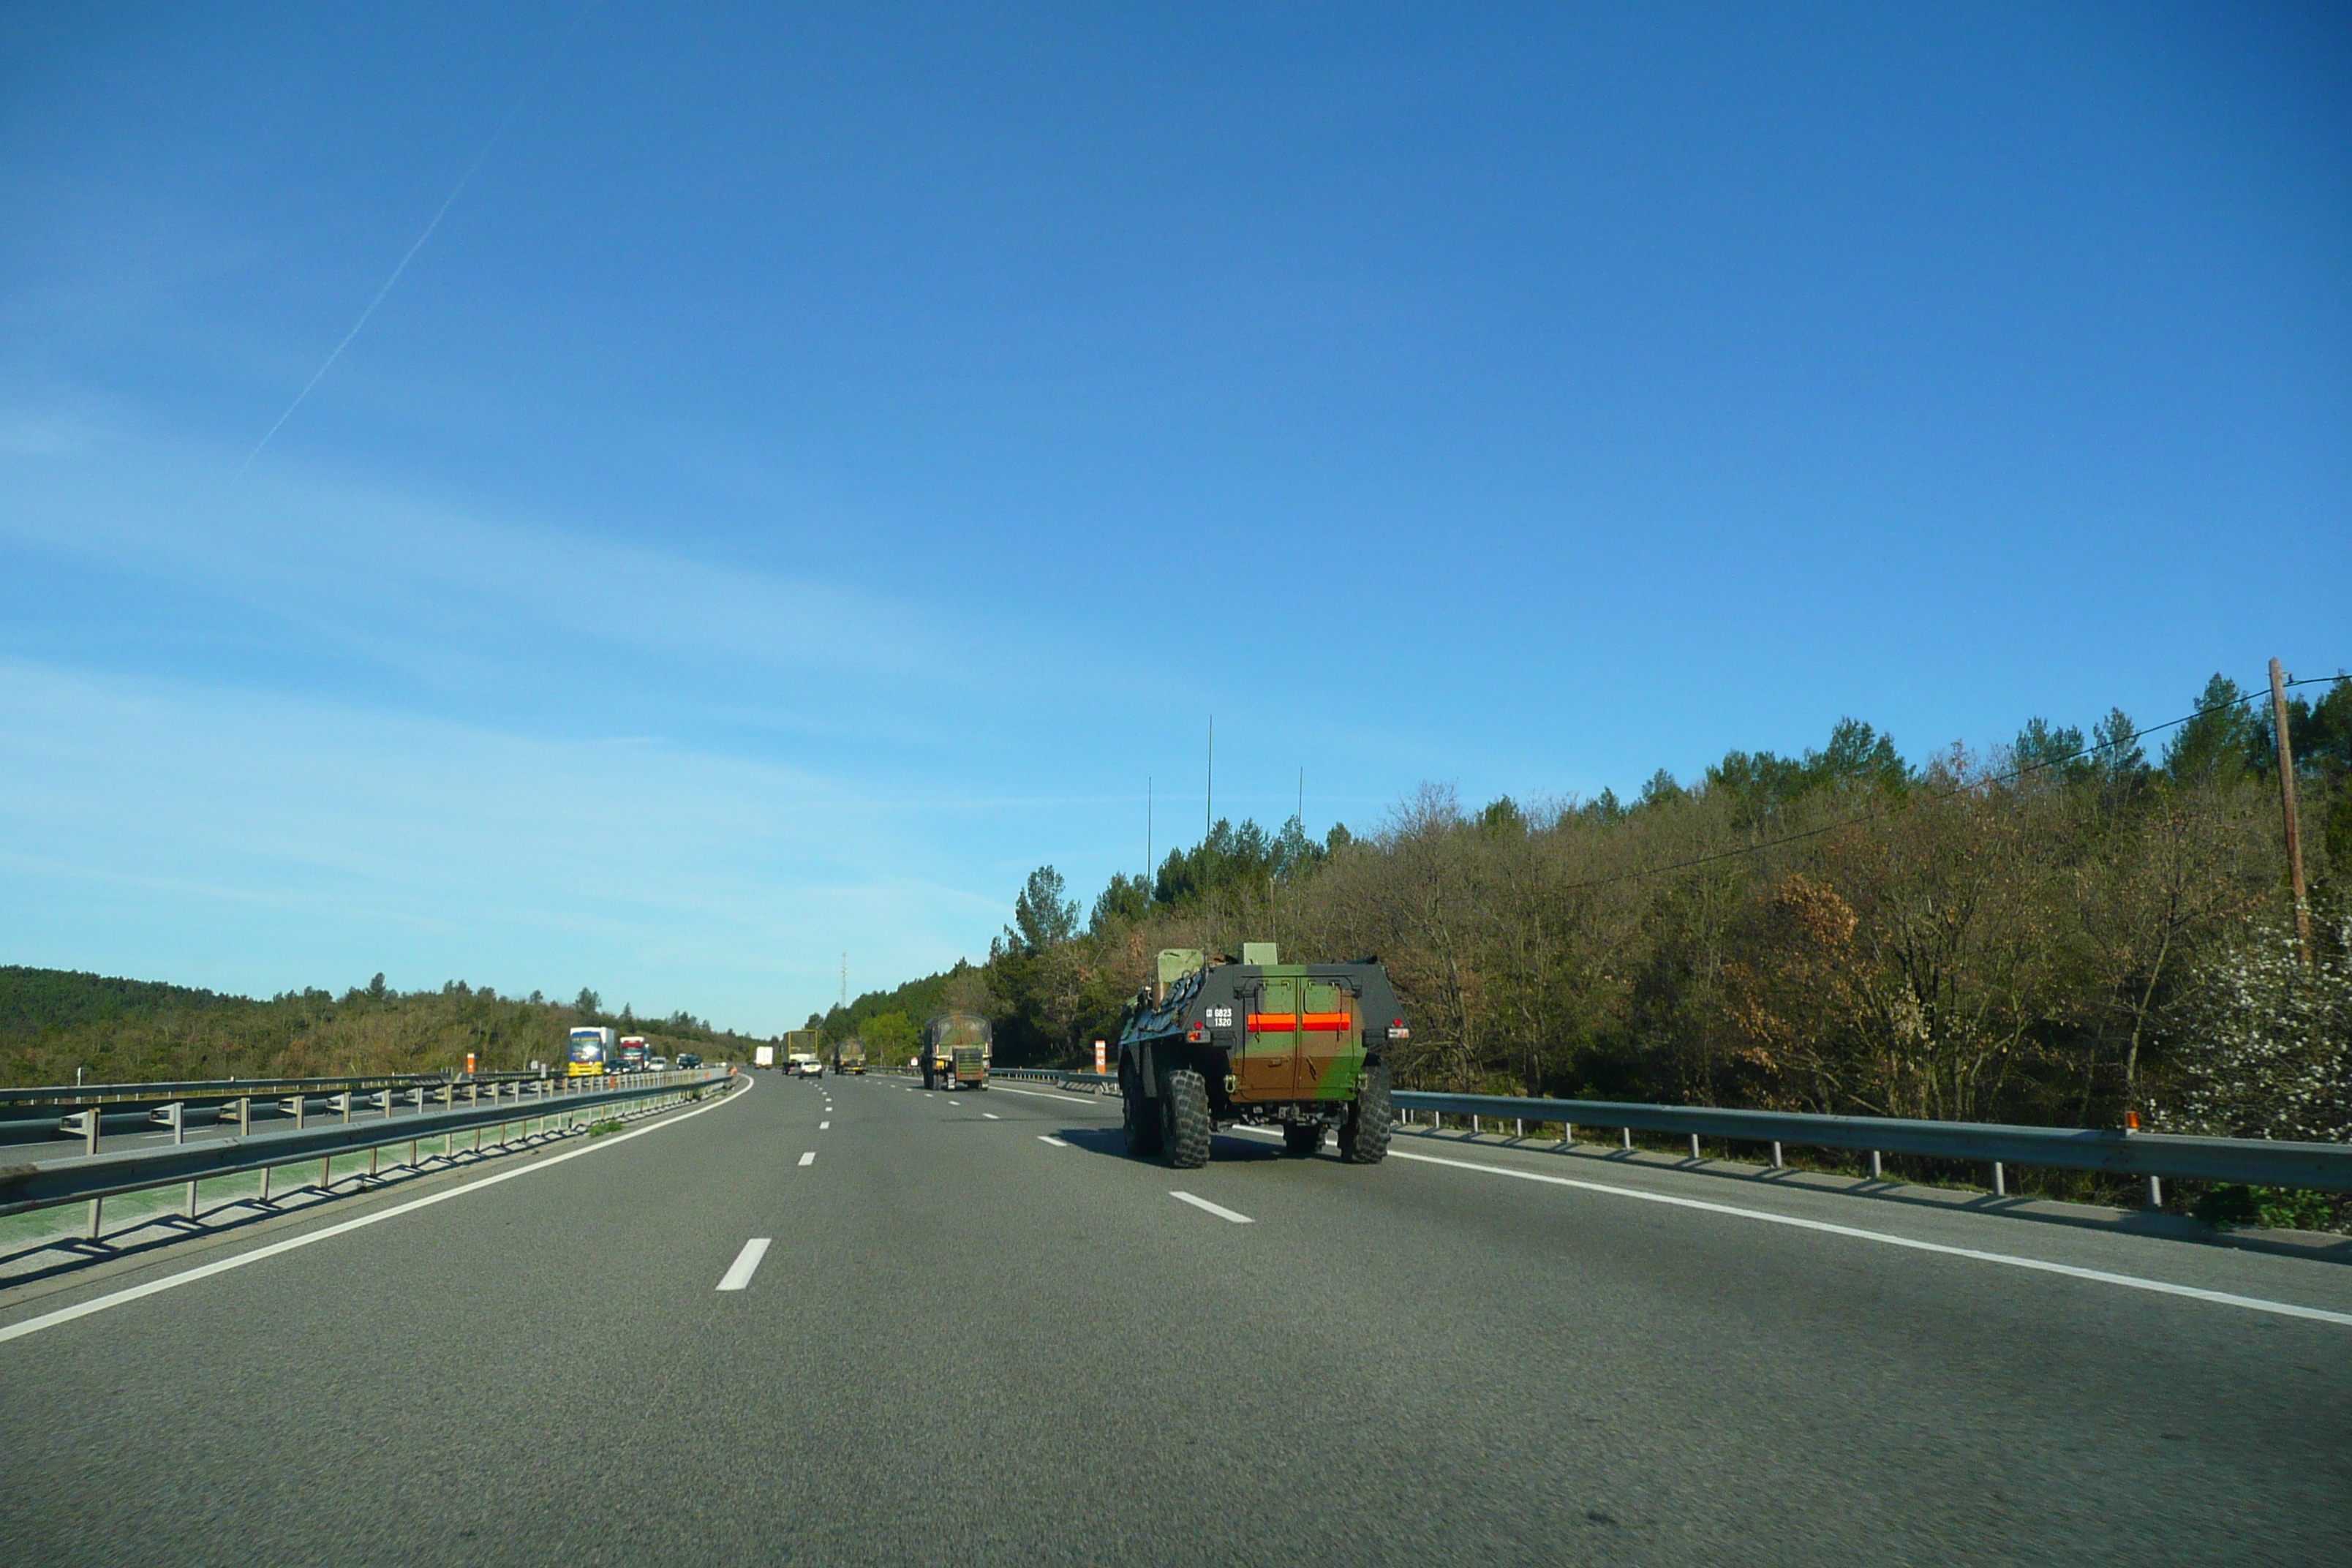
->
[1338,1061,1391,1164]
[1281,1123,1322,1157]
[922,1065,936,1090]
[1162,1068,1211,1169]
[1122,1070,1164,1157]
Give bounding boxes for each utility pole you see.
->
[2269,658,2313,966]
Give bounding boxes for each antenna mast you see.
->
[1206,717,1214,840]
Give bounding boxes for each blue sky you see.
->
[3,3,2346,1034]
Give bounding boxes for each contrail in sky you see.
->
[235,3,596,482]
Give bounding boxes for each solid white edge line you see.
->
[1169,1191,1254,1224]
[1,1076,759,1346]
[1038,1135,1070,1147]
[1387,1149,2352,1328]
[798,1151,816,1166]
[715,1236,772,1292]
[983,1085,1120,1114]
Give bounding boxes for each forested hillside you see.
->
[0,970,764,1088]
[830,674,2352,1168]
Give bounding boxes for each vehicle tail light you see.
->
[1387,1020,1410,1041]
[1187,1022,1210,1043]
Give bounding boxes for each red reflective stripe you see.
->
[1247,1014,1296,1032]
[1301,1013,1352,1031]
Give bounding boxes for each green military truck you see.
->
[921,1011,991,1091]
[1117,945,1403,1169]
[832,1038,867,1075]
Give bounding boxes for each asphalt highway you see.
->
[2,1071,2346,1566]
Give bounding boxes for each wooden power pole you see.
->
[2269,657,2313,966]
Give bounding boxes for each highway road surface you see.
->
[2,1071,2347,1566]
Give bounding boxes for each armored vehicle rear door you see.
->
[1294,976,1360,1098]
[1239,975,1298,1098]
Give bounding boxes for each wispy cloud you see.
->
[1,422,994,720]
[0,657,991,1030]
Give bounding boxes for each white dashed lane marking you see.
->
[716,1237,772,1292]
[1038,1135,1070,1147]
[983,1112,1000,1120]
[798,1151,816,1166]
[820,1120,830,1129]
[1169,1191,1254,1224]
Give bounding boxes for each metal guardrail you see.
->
[0,1068,738,1240]
[0,1070,539,1114]
[967,1067,2352,1199]
[1391,1090,2352,1197]
[989,1068,1115,1092]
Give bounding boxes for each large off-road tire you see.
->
[1338,1061,1392,1164]
[921,1065,936,1090]
[1282,1123,1323,1158]
[1122,1066,1164,1157]
[1162,1068,1212,1169]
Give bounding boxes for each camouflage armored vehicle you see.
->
[921,1011,991,1091]
[1117,946,1403,1168]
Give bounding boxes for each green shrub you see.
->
[2194,1183,2342,1231]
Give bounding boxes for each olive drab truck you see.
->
[832,1038,867,1075]
[921,1011,991,1090]
[1117,945,1404,1169]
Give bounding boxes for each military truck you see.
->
[1117,945,1403,1168]
[921,1011,991,1091]
[832,1038,867,1075]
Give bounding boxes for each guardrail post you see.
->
[323,1092,352,1190]
[152,1102,194,1215]
[2146,1175,2163,1210]
[1991,1161,2007,1197]
[1688,1134,1701,1161]
[1621,1127,1632,1150]
[61,1109,102,1237]
[1561,1121,1573,1147]
[1869,1150,1883,1180]
[369,1092,390,1177]
[1770,1140,1784,1169]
